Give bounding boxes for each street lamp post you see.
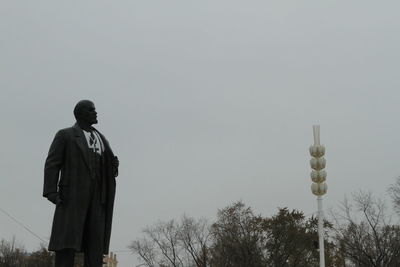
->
[309,125,327,267]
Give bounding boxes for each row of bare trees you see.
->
[0,237,53,267]
[130,177,400,267]
[0,238,89,267]
[130,202,332,267]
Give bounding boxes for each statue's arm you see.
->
[43,130,66,199]
[97,130,119,177]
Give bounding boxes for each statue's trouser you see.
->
[55,249,75,267]
[55,178,106,267]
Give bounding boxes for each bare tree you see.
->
[130,216,211,267]
[388,176,400,216]
[179,216,210,267]
[25,244,54,267]
[0,237,27,267]
[130,238,157,267]
[210,201,265,267]
[262,208,334,267]
[332,191,400,267]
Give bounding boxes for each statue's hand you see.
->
[47,192,63,207]
[112,156,119,177]
[113,156,119,168]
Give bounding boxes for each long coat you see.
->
[43,124,117,253]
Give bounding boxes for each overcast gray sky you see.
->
[1,1,400,266]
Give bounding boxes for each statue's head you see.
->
[74,100,98,125]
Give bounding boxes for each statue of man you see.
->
[43,100,119,267]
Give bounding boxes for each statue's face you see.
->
[79,102,98,125]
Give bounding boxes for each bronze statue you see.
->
[43,100,119,267]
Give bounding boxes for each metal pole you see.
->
[311,125,325,267]
[317,195,325,267]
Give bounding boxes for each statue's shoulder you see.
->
[55,126,76,139]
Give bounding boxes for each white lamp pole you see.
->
[309,125,327,267]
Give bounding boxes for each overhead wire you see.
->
[0,206,48,244]
[0,206,135,255]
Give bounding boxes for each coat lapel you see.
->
[73,124,91,172]
[92,127,112,154]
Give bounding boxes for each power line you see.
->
[0,206,48,244]
[0,207,137,254]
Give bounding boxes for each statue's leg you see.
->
[82,179,106,267]
[55,248,75,267]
